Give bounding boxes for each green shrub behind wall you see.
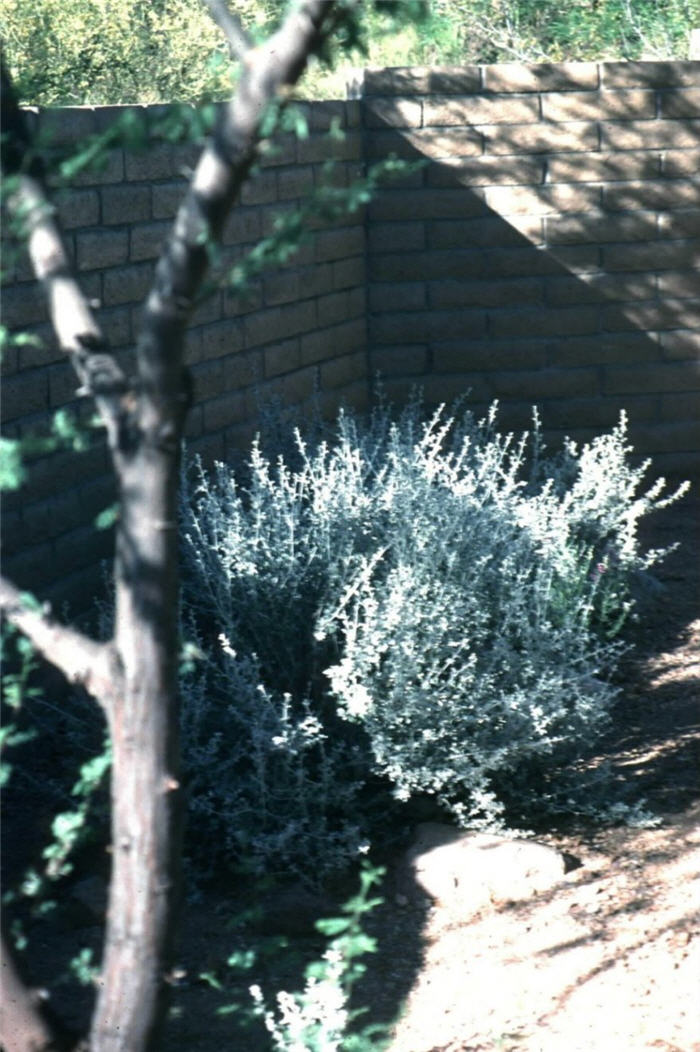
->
[1,0,279,105]
[4,0,697,106]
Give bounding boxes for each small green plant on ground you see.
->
[180,397,689,884]
[249,864,389,1052]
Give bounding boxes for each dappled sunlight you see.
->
[645,618,700,689]
[614,726,699,770]
[383,496,699,1051]
[388,814,700,1052]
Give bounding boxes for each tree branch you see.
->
[202,0,254,60]
[0,62,131,455]
[138,0,336,385]
[0,933,58,1052]
[1,6,345,1048]
[0,578,118,713]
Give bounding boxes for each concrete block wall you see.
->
[1,100,367,608]
[2,63,699,609]
[361,62,700,476]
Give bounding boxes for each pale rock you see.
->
[402,822,568,920]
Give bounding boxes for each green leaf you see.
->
[216,1003,243,1017]
[199,970,223,991]
[50,811,85,843]
[207,51,228,74]
[20,870,42,898]
[315,916,352,936]
[73,746,111,796]
[70,947,98,986]
[329,116,345,141]
[12,332,43,348]
[95,504,119,530]
[0,438,26,491]
[282,105,309,140]
[52,409,90,451]
[226,949,256,970]
[259,99,283,140]
[18,591,42,612]
[344,933,377,955]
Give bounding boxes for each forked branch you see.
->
[138,0,336,396]
[1,62,130,454]
[1,2,345,1048]
[0,578,118,713]
[203,0,254,60]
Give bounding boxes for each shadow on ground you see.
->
[160,845,432,1050]
[595,485,699,817]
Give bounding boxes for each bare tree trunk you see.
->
[1,3,341,1048]
[90,430,185,1050]
[0,934,59,1052]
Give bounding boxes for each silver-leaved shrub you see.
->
[180,399,688,877]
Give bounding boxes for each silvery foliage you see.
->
[181,399,688,866]
[179,428,378,883]
[178,622,366,883]
[320,404,688,826]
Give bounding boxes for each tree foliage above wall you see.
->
[0,0,281,105]
[3,0,698,106]
[421,0,699,66]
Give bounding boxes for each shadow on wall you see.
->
[362,64,700,479]
[3,64,700,615]
[0,99,370,614]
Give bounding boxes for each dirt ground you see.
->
[380,636,700,1052]
[385,804,699,1051]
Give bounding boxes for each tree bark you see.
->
[0,934,58,1052]
[2,3,341,1049]
[90,453,184,1050]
